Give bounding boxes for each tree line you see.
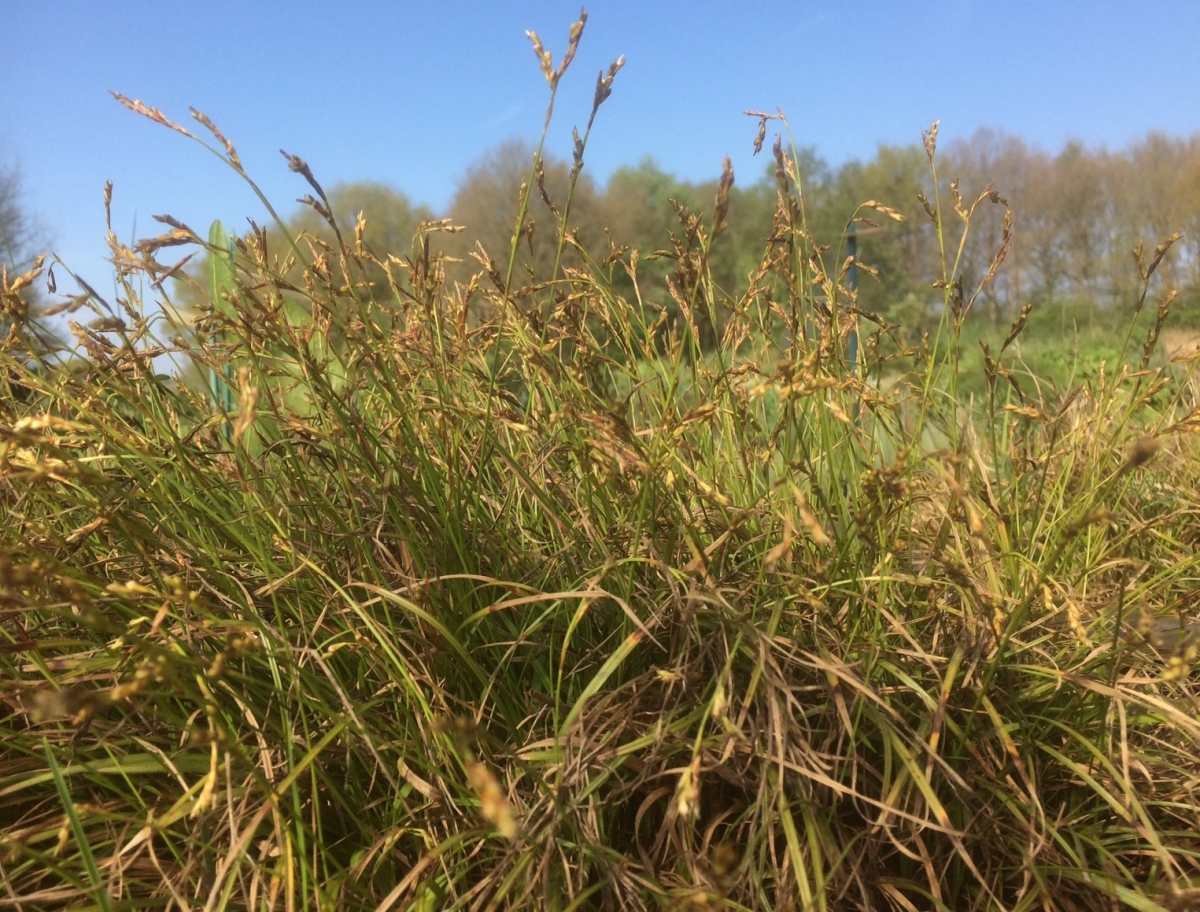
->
[4,127,1198,347]
[209,127,1198,336]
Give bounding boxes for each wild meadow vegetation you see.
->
[3,14,1200,911]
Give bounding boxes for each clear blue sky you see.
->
[4,0,1199,294]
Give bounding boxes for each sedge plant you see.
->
[2,12,1200,911]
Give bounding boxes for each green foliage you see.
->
[0,158,47,293]
[207,219,237,418]
[288,180,434,307]
[443,138,608,293]
[0,157,58,362]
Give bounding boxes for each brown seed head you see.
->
[591,55,624,122]
[712,155,734,238]
[772,135,790,193]
[1123,437,1160,472]
[916,191,936,223]
[922,120,940,162]
[1147,232,1182,279]
[1001,303,1032,353]
[1132,240,1147,280]
[189,107,241,170]
[110,92,197,139]
[951,177,967,221]
[526,30,554,88]
[280,150,328,204]
[558,10,587,79]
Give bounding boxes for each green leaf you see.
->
[44,740,116,912]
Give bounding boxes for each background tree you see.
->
[0,155,57,397]
[945,129,1030,323]
[171,180,431,327]
[443,139,607,296]
[286,180,433,312]
[1115,132,1200,294]
[0,161,46,274]
[604,157,703,312]
[165,127,1200,363]
[1050,143,1110,301]
[0,157,51,336]
[600,156,781,350]
[812,143,940,339]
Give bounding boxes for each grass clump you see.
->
[4,15,1200,911]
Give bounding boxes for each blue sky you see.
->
[3,0,1199,294]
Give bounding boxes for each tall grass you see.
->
[3,14,1200,910]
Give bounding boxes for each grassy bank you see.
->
[4,20,1200,911]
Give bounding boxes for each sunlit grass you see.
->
[3,12,1200,911]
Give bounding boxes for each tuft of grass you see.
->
[4,14,1200,911]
